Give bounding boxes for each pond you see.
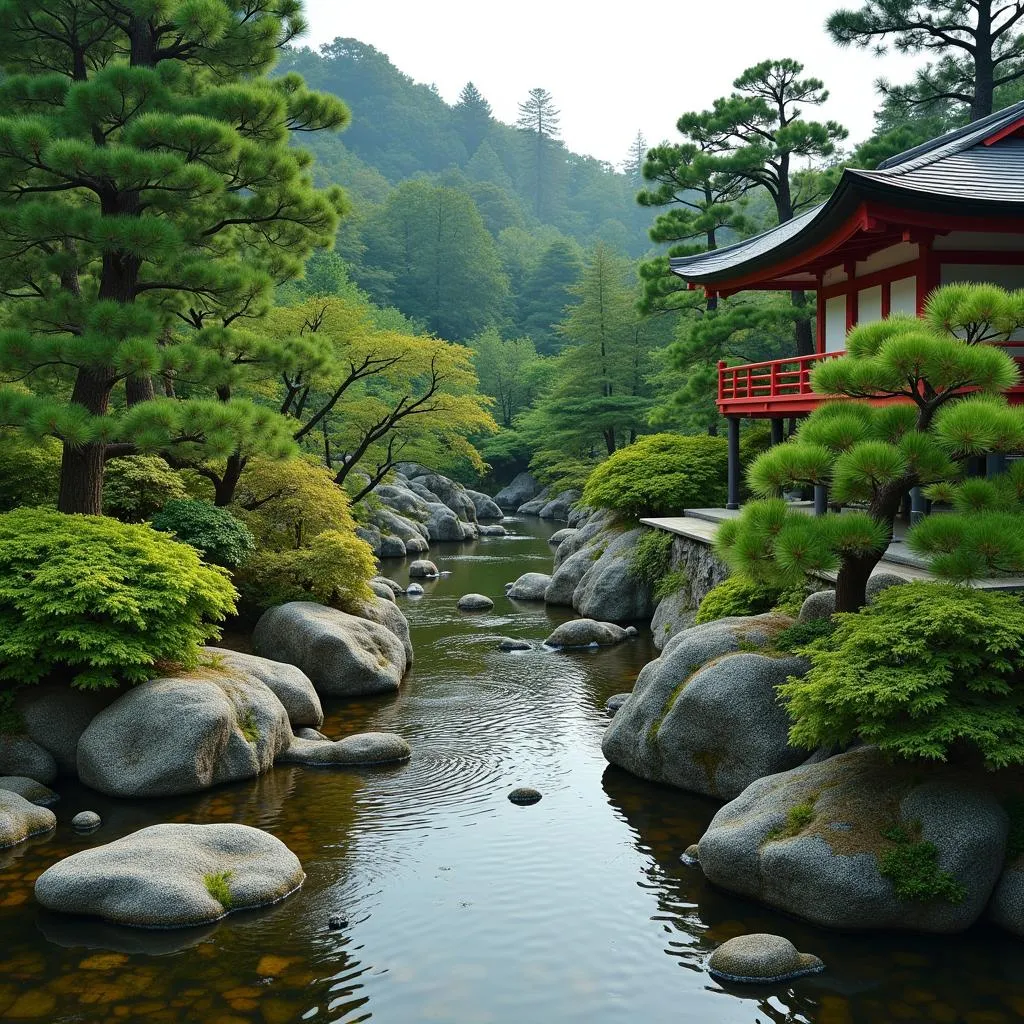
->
[1,515,1023,1023]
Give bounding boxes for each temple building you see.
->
[670,98,1024,509]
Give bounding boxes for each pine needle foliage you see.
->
[0,507,236,690]
[779,582,1024,769]
[717,284,1024,611]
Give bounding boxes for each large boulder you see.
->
[374,485,431,521]
[77,668,292,798]
[517,487,551,515]
[466,489,504,521]
[409,558,439,578]
[545,545,599,606]
[458,593,494,612]
[379,535,407,558]
[355,525,381,557]
[478,524,507,537]
[799,589,836,622]
[0,776,59,806]
[651,591,697,651]
[494,472,541,509]
[602,615,804,799]
[573,528,655,623]
[424,501,474,541]
[567,504,596,529]
[548,527,577,549]
[252,602,407,698]
[352,594,414,666]
[698,746,1008,933]
[405,535,430,554]
[990,856,1024,936]
[553,509,616,568]
[418,474,477,523]
[507,572,552,602]
[206,649,323,729]
[35,823,304,928]
[0,734,57,785]
[15,684,118,776]
[0,789,55,848]
[277,732,411,766]
[372,506,429,542]
[544,619,628,648]
[538,489,581,521]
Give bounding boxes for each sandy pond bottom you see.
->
[1,517,1023,1023]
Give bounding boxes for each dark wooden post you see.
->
[770,417,784,446]
[727,416,740,510]
[814,484,828,516]
[910,486,927,526]
[986,453,1008,477]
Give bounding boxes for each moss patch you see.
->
[646,665,702,745]
[204,870,234,909]
[878,824,966,904]
[765,797,818,843]
[654,567,690,603]
[238,710,260,744]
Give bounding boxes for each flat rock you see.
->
[708,934,824,984]
[0,734,57,785]
[545,619,628,648]
[507,572,552,601]
[277,732,411,766]
[35,823,304,928]
[0,775,59,806]
[602,615,805,799]
[206,648,323,729]
[409,559,440,578]
[498,638,532,652]
[0,789,56,848]
[697,746,1008,933]
[252,602,407,698]
[458,593,494,612]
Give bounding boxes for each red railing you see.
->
[717,352,844,414]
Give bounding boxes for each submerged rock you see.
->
[35,823,304,928]
[253,602,408,699]
[545,619,628,648]
[498,638,532,652]
[458,593,494,612]
[698,746,1008,933]
[77,666,292,798]
[0,789,55,848]
[507,572,552,601]
[406,582,425,596]
[72,811,101,831]
[409,559,440,578]
[477,524,507,537]
[602,615,805,800]
[508,787,542,805]
[0,776,58,806]
[708,934,825,984]
[278,732,411,766]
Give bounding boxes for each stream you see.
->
[1,515,1023,1023]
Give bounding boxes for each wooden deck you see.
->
[641,509,1024,592]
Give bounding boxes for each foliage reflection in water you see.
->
[1,517,1023,1023]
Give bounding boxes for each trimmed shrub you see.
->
[779,582,1024,768]
[696,575,787,624]
[0,429,60,511]
[151,500,255,568]
[581,433,728,519]
[0,508,236,690]
[103,455,187,522]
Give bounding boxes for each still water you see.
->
[2,516,1024,1023]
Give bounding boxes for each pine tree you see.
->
[827,1,1024,121]
[0,0,346,514]
[717,284,1024,612]
[516,87,561,219]
[518,239,584,355]
[623,130,648,182]
[454,81,493,155]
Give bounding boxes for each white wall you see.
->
[857,285,883,325]
[825,295,847,352]
[890,276,917,316]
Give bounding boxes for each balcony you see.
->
[718,351,1024,417]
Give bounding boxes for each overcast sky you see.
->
[301,0,927,167]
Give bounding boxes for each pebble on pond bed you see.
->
[508,787,542,805]
[708,933,824,984]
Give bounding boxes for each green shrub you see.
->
[203,870,234,909]
[773,617,837,653]
[779,582,1024,768]
[879,824,966,904]
[0,429,60,511]
[629,529,674,586]
[581,433,727,519]
[696,575,787,624]
[103,456,187,522]
[0,508,236,690]
[151,500,255,568]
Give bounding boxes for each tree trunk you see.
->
[126,375,155,406]
[791,291,814,357]
[214,453,245,507]
[834,551,881,613]
[973,3,995,120]
[57,368,113,514]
